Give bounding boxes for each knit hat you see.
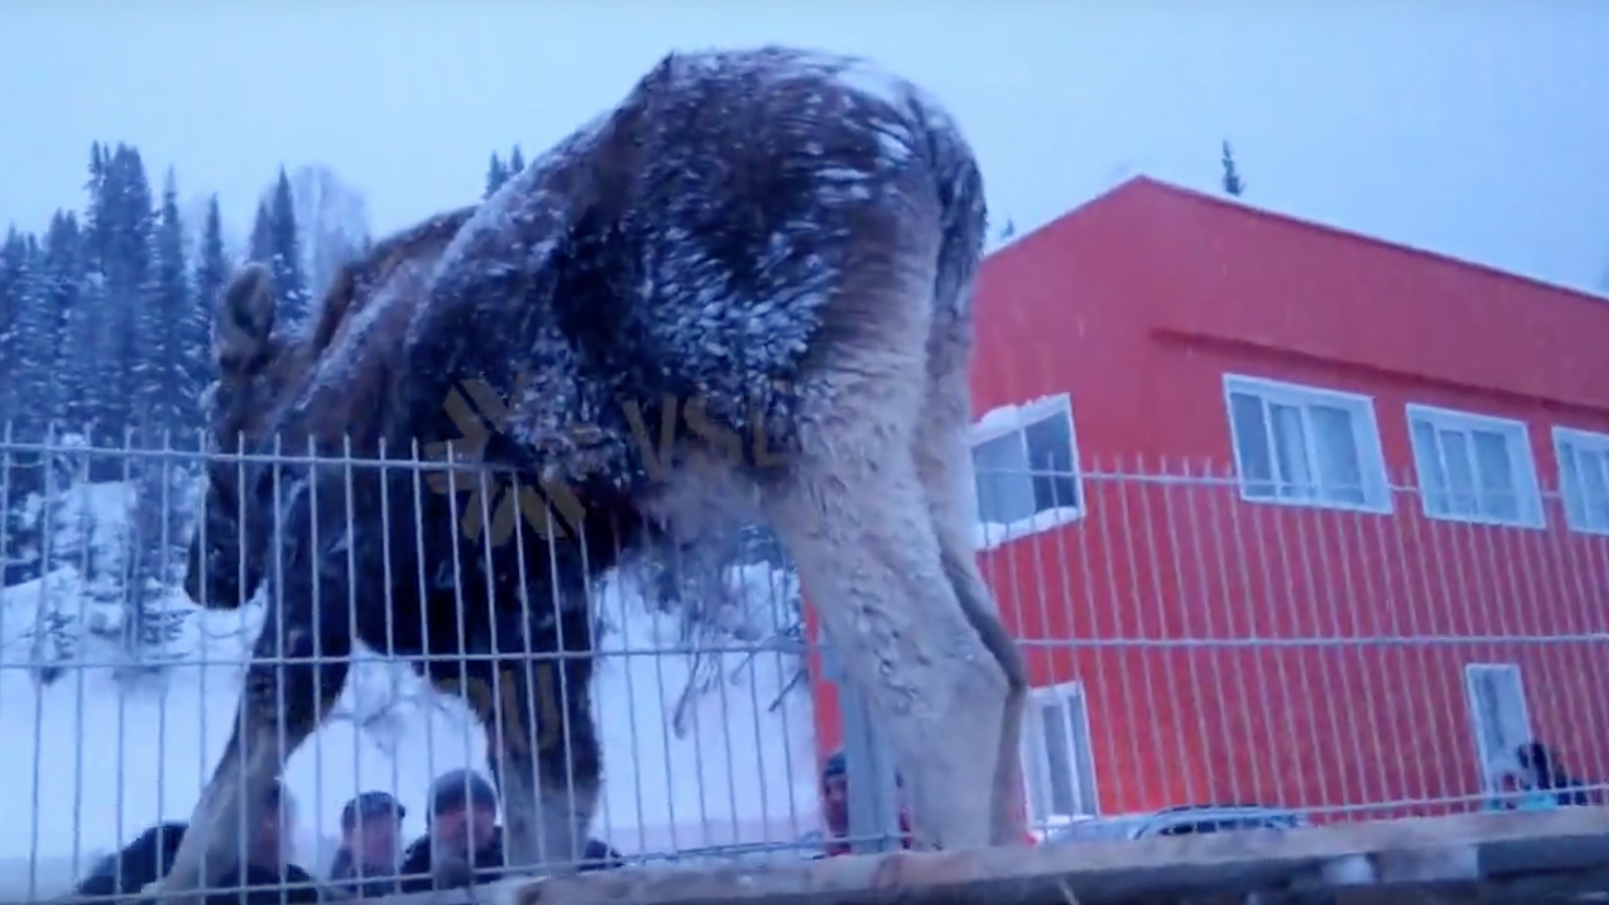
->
[822,751,847,781]
[341,791,406,830]
[427,769,498,820]
[822,751,904,787]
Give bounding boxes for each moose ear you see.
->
[215,263,277,372]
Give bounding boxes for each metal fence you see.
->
[0,435,1604,899]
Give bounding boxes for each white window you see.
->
[1223,375,1391,513]
[1021,682,1100,826]
[1406,404,1543,528]
[971,395,1083,531]
[1553,427,1609,536]
[1463,663,1532,795]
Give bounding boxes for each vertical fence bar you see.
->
[821,641,901,854]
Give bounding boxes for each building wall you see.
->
[965,180,1609,820]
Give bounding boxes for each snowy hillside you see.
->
[0,479,818,897]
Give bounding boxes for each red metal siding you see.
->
[971,179,1609,818]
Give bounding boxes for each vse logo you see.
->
[423,377,791,548]
[421,377,587,547]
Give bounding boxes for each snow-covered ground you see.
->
[0,479,819,897]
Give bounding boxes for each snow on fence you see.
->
[0,433,1605,902]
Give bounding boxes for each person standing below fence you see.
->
[816,751,914,857]
[812,751,1036,855]
[73,779,321,903]
[1487,769,1557,812]
[1517,741,1601,807]
[396,769,625,891]
[397,770,506,891]
[327,792,406,897]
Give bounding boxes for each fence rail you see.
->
[0,436,1603,900]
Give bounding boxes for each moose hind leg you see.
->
[913,397,1029,845]
[156,613,351,904]
[765,451,1008,853]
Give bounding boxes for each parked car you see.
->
[1042,805,1330,905]
[1042,803,1312,846]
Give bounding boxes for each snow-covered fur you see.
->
[163,44,1026,903]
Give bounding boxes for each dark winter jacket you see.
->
[1518,741,1603,807]
[74,821,322,905]
[325,847,404,899]
[395,829,624,891]
[818,811,915,858]
[1542,776,1599,808]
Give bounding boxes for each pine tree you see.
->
[103,144,157,440]
[0,231,54,591]
[485,152,508,199]
[1221,140,1246,198]
[0,227,29,426]
[41,212,86,427]
[193,195,229,409]
[7,232,58,439]
[248,200,274,265]
[266,167,309,329]
[70,144,112,431]
[147,168,194,434]
[507,144,525,177]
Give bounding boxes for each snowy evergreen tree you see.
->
[1221,140,1246,198]
[0,228,28,425]
[122,448,192,664]
[192,195,229,408]
[7,232,58,439]
[0,139,222,680]
[147,168,196,434]
[0,231,50,589]
[507,144,525,178]
[84,143,157,441]
[265,167,310,329]
[71,144,114,432]
[247,199,274,266]
[40,212,85,422]
[485,152,509,199]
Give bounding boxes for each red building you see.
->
[808,174,1609,832]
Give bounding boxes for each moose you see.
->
[165,45,1027,902]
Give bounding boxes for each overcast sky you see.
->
[3,2,1607,292]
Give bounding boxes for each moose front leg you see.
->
[155,479,359,905]
[153,621,351,905]
[516,648,600,875]
[455,648,600,879]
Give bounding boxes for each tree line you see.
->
[0,140,541,672]
[0,144,389,453]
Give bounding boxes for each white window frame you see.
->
[970,394,1085,549]
[1020,681,1100,827]
[1552,426,1609,536]
[1405,404,1544,529]
[1462,663,1532,795]
[1222,374,1392,514]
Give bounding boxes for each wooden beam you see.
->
[61,809,1609,905]
[527,808,1606,905]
